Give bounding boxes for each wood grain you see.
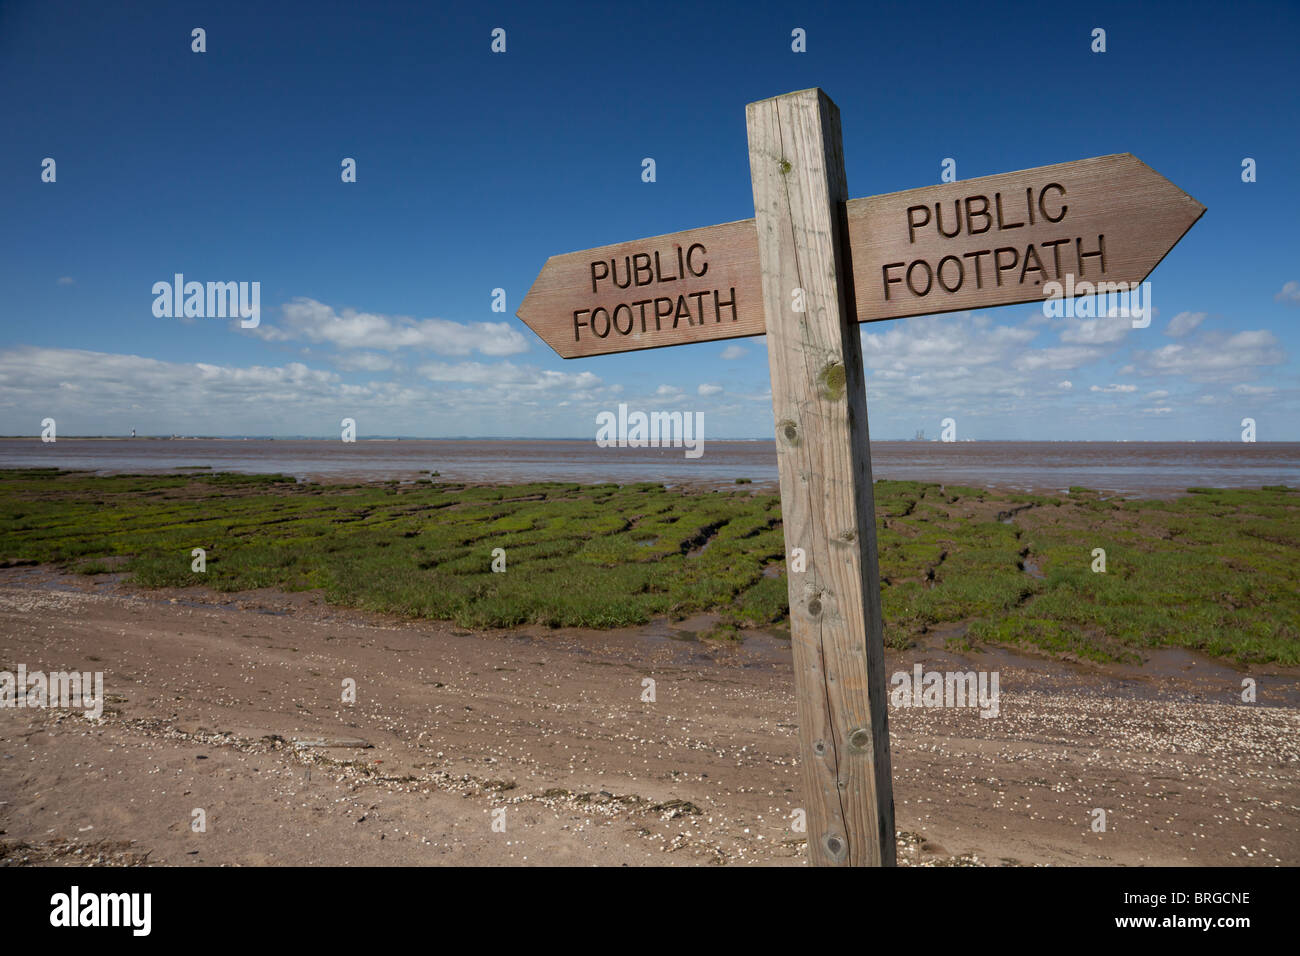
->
[746,88,895,866]
[515,220,763,358]
[518,154,1204,357]
[845,152,1206,322]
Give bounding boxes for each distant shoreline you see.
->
[3,436,1298,444]
[5,438,1297,498]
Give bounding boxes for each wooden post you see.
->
[518,86,1204,869]
[746,88,895,866]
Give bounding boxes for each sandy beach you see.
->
[2,566,1295,867]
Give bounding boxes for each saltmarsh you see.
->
[0,469,1295,666]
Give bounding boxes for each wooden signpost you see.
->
[517,88,1205,866]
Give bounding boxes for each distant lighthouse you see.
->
[130,428,136,438]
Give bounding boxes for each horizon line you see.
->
[4,435,1297,444]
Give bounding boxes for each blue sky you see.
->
[2,0,1297,439]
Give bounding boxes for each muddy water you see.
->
[3,438,1297,497]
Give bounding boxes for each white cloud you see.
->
[333,352,395,372]
[0,346,339,421]
[255,297,529,355]
[1134,329,1285,382]
[852,312,1138,415]
[1232,384,1275,396]
[719,345,748,360]
[862,313,1039,371]
[57,276,75,286]
[418,360,601,392]
[1058,312,1134,345]
[1012,346,1104,372]
[0,346,622,436]
[1275,281,1300,304]
[1164,311,1206,338]
[655,384,681,397]
[698,383,723,396]
[1089,383,1137,393]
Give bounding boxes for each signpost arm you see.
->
[746,88,895,866]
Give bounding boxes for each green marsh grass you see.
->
[0,469,1294,665]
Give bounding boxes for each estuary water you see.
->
[2,438,1297,498]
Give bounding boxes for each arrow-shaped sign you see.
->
[517,153,1204,358]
